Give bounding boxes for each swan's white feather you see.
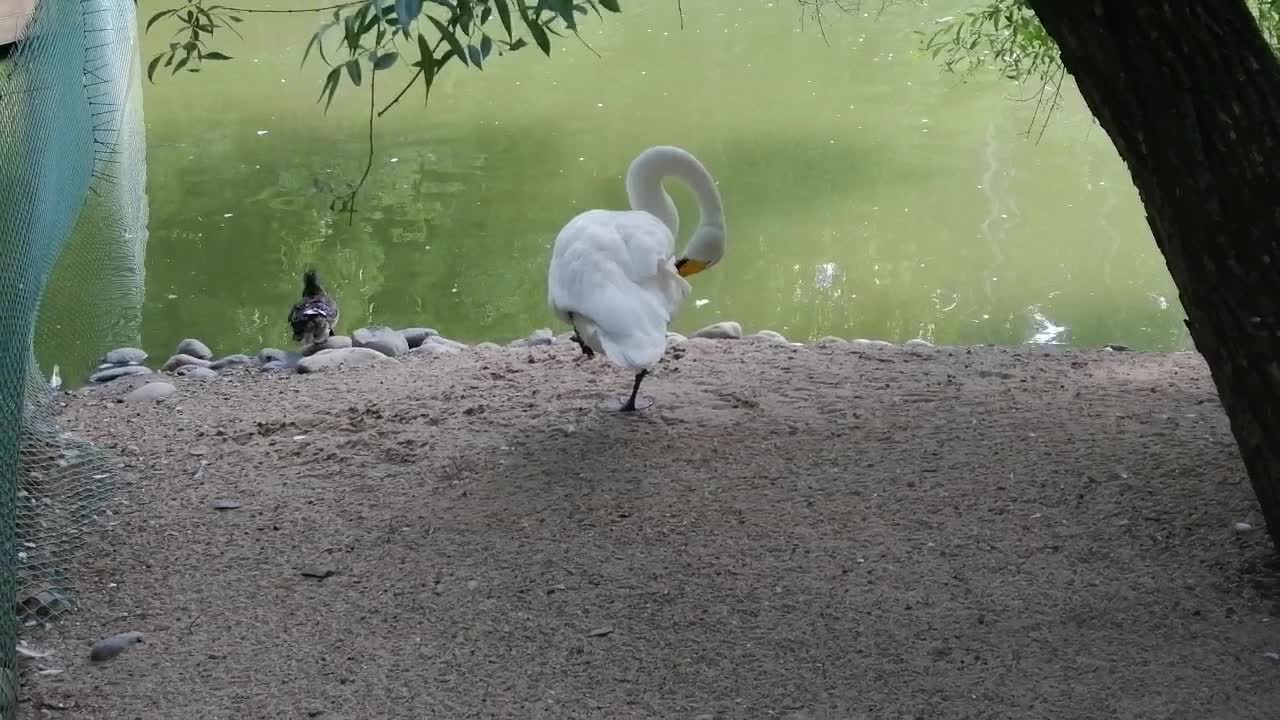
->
[548,208,691,370]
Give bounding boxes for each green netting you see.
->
[0,0,147,714]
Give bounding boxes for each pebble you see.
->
[260,360,288,372]
[748,330,787,343]
[175,338,213,360]
[209,354,253,370]
[666,332,687,344]
[399,327,439,349]
[412,342,461,356]
[1104,343,1132,352]
[815,335,848,345]
[126,382,176,403]
[177,366,218,380]
[102,347,146,365]
[1233,522,1253,533]
[473,342,502,351]
[89,631,144,662]
[161,354,212,372]
[300,559,337,579]
[321,335,353,350]
[296,347,397,374]
[89,365,151,383]
[903,338,935,349]
[851,339,894,348]
[258,348,288,364]
[352,326,410,357]
[512,328,554,347]
[427,336,468,350]
[693,321,742,340]
[211,498,242,510]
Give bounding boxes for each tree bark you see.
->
[1023,0,1280,546]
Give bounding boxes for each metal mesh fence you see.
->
[0,0,148,715]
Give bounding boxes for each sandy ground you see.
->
[16,338,1280,719]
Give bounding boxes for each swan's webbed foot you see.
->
[596,370,652,412]
[567,314,595,359]
[570,332,596,359]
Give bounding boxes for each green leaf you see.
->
[598,0,621,11]
[302,29,325,68]
[395,0,423,26]
[345,59,363,86]
[516,2,552,56]
[202,51,233,60]
[416,32,437,106]
[480,33,493,59]
[467,43,483,68]
[145,9,177,33]
[146,54,164,83]
[427,14,469,66]
[372,51,400,70]
[493,0,513,39]
[318,66,342,111]
[548,0,576,29]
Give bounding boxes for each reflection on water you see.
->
[108,0,1191,368]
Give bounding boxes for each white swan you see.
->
[547,145,726,412]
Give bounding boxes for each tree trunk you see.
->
[1024,0,1280,546]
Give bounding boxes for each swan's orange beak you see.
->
[676,258,709,277]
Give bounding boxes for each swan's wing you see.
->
[548,210,690,369]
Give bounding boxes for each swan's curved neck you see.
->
[624,146,724,247]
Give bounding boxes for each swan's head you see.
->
[675,223,725,277]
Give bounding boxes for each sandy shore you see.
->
[18,338,1280,719]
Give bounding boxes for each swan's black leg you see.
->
[620,370,648,412]
[567,313,595,359]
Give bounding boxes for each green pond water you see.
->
[90,1,1193,373]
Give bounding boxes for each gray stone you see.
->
[1104,343,1132,352]
[903,338,935,349]
[520,327,555,347]
[211,498,242,510]
[209,354,253,370]
[301,336,351,356]
[261,360,288,372]
[162,353,212,372]
[178,366,219,380]
[258,347,288,364]
[127,381,176,403]
[851,339,894,348]
[352,326,410,357]
[693,321,742,340]
[1233,522,1254,533]
[412,342,461,356]
[296,347,397,374]
[399,327,438,349]
[427,335,468,350]
[474,342,502,351]
[89,631,144,662]
[815,335,848,345]
[300,560,337,579]
[666,332,687,345]
[555,332,575,344]
[748,330,788,343]
[102,347,147,365]
[90,365,152,383]
[175,338,213,360]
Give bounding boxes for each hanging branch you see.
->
[143,0,625,215]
